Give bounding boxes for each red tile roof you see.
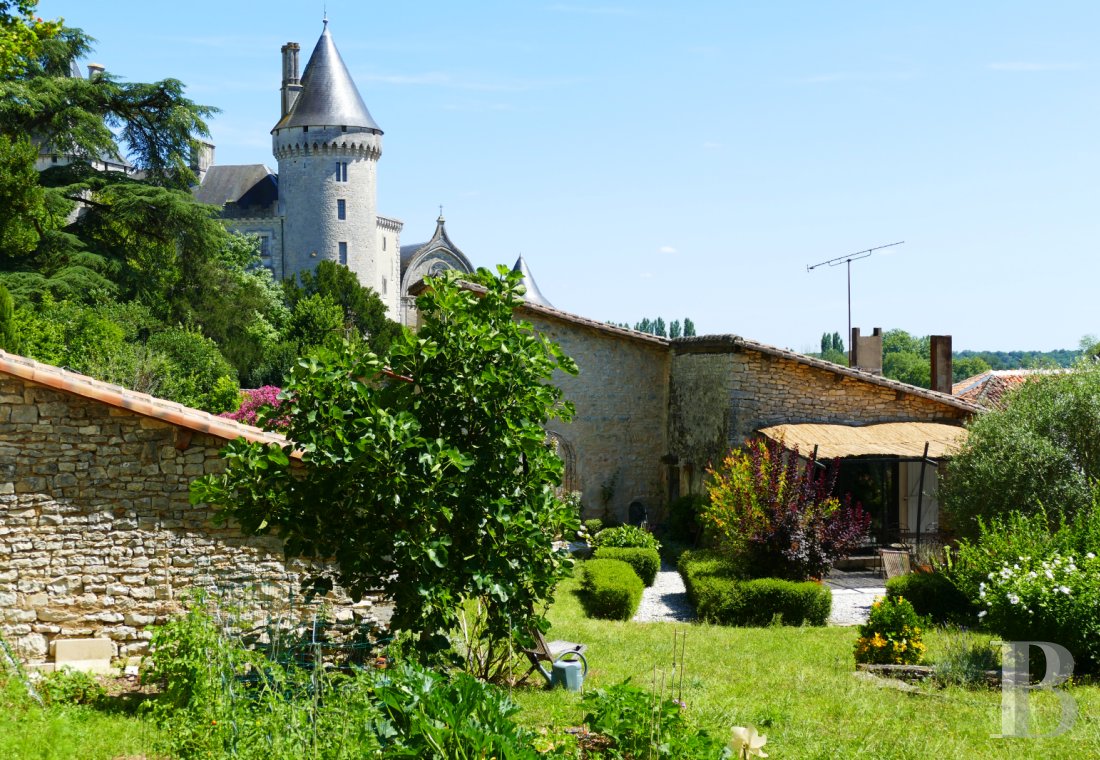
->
[0,350,297,457]
[952,369,1059,409]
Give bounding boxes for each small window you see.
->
[302,125,309,133]
[51,155,58,163]
[335,161,349,182]
[337,199,346,220]
[341,125,347,132]
[383,236,386,251]
[382,277,387,294]
[338,242,348,265]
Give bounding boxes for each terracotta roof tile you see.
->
[952,369,1060,409]
[0,350,297,456]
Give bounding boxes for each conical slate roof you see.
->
[512,256,554,309]
[273,21,380,133]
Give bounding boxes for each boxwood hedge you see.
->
[885,571,975,625]
[580,558,645,620]
[679,550,831,626]
[592,547,661,586]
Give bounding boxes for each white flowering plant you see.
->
[979,551,1100,673]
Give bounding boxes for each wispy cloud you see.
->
[658,246,678,254]
[987,62,1082,72]
[546,4,637,16]
[798,70,918,85]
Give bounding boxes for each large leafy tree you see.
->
[941,361,1100,537]
[192,268,580,661]
[284,260,402,357]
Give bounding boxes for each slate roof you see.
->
[273,21,380,133]
[511,256,554,309]
[0,350,297,457]
[952,369,1057,409]
[400,215,473,277]
[194,165,277,207]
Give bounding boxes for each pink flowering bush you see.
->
[219,386,289,431]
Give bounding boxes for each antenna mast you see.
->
[806,241,904,364]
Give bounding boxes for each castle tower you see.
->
[272,20,398,315]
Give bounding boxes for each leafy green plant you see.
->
[702,439,869,580]
[592,546,661,586]
[193,268,579,663]
[854,596,926,666]
[665,494,706,543]
[591,524,661,551]
[37,668,106,707]
[583,518,604,537]
[580,559,645,620]
[581,681,729,759]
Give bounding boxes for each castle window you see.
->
[335,161,348,182]
[338,242,348,265]
[383,236,386,251]
[341,125,347,132]
[302,125,309,133]
[337,199,346,220]
[382,277,387,294]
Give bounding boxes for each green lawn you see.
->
[511,576,1100,760]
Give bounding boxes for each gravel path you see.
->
[825,570,886,626]
[629,565,886,625]
[633,562,695,623]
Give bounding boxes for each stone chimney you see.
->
[190,141,215,184]
[930,335,953,394]
[850,327,883,375]
[87,63,105,77]
[281,42,302,117]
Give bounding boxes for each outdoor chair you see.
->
[879,548,912,579]
[519,628,588,685]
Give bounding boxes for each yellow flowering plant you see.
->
[853,596,927,665]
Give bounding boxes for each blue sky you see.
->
[39,1,1100,351]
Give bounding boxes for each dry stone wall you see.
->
[0,376,384,663]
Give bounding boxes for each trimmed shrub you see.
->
[886,572,974,625]
[591,524,661,551]
[679,550,830,626]
[583,518,604,537]
[592,546,660,586]
[581,559,644,621]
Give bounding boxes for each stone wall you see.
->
[526,313,670,523]
[0,376,383,663]
[669,341,970,489]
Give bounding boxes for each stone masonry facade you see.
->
[668,338,972,490]
[525,311,670,523]
[0,375,382,664]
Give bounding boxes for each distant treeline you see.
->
[954,349,1079,370]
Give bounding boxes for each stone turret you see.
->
[271,20,398,315]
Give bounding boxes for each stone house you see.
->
[0,350,382,663]
[513,302,979,542]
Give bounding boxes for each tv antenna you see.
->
[806,241,904,362]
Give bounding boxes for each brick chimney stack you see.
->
[930,335,953,394]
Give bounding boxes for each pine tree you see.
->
[670,320,682,339]
[655,317,667,337]
[684,318,696,337]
